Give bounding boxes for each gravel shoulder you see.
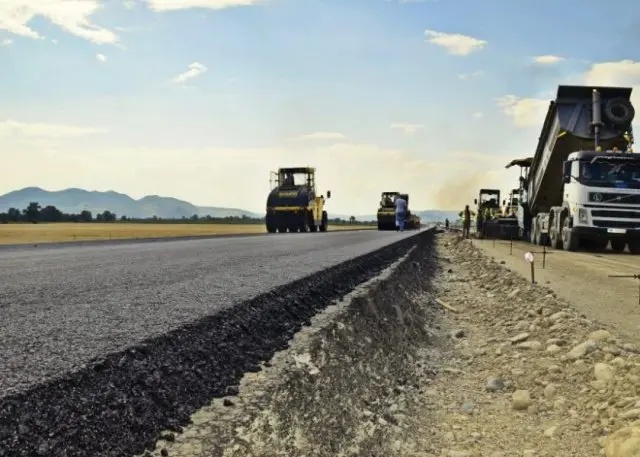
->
[413,234,640,457]
[472,237,640,345]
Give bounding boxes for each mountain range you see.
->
[0,187,459,222]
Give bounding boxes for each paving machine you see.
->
[502,189,521,217]
[265,167,330,233]
[472,189,512,239]
[377,192,421,230]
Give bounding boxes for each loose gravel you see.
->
[0,228,432,457]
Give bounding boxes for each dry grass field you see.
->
[0,223,376,245]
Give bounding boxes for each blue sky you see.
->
[2,0,640,214]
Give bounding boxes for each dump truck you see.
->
[376,192,421,230]
[265,167,330,233]
[505,84,640,252]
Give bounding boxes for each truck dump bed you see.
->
[527,85,634,213]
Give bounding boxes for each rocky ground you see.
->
[418,233,640,457]
[142,231,640,457]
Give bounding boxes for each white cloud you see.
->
[51,38,58,44]
[173,62,207,83]
[533,55,564,65]
[1,38,12,46]
[472,112,484,118]
[582,60,640,128]
[458,70,483,80]
[497,59,640,129]
[293,132,347,141]
[424,29,487,56]
[0,120,106,138]
[96,53,107,62]
[0,1,118,44]
[390,123,424,134]
[122,0,136,8]
[144,0,263,11]
[496,95,549,128]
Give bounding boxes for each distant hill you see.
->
[0,187,460,221]
[0,187,261,219]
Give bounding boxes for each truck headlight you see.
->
[578,208,588,223]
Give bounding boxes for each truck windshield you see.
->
[280,172,310,187]
[580,161,640,189]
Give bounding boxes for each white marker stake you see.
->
[524,251,535,284]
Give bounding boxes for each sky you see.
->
[2,0,640,215]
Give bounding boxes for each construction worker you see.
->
[445,218,449,229]
[460,204,471,239]
[394,194,407,232]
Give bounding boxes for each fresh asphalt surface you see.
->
[0,229,421,397]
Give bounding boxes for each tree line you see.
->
[0,201,374,225]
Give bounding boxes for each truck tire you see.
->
[604,98,635,126]
[562,217,579,251]
[628,240,640,254]
[549,223,562,249]
[610,239,626,253]
[319,211,328,232]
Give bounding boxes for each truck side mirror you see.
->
[562,161,572,184]
[473,199,478,205]
[327,190,331,198]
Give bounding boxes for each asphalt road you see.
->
[0,229,420,397]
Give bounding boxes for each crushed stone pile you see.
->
[413,234,640,457]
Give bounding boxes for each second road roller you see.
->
[376,191,421,230]
[265,166,331,233]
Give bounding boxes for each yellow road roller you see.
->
[265,167,331,233]
[377,192,421,230]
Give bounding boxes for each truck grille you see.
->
[589,192,640,204]
[592,220,640,228]
[591,210,640,219]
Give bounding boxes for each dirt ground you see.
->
[0,222,374,245]
[141,232,640,457]
[472,237,640,345]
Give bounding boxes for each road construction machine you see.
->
[502,189,521,217]
[473,188,517,239]
[505,84,640,253]
[265,167,330,233]
[376,192,421,230]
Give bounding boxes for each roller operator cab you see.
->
[506,85,640,253]
[265,167,331,233]
[376,192,421,230]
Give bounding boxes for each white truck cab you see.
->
[557,151,640,252]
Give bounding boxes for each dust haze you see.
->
[431,172,497,210]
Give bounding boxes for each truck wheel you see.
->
[529,221,537,244]
[628,241,640,254]
[605,98,635,126]
[319,211,328,232]
[610,239,626,253]
[549,224,562,249]
[561,217,579,251]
